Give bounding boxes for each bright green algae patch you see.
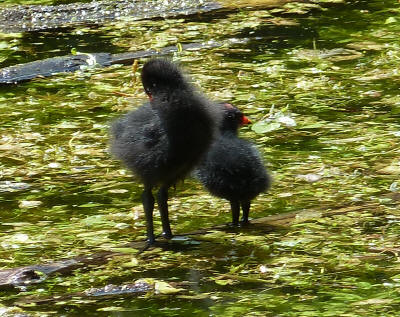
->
[2,0,400,315]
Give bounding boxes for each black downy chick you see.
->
[196,103,271,225]
[110,58,221,243]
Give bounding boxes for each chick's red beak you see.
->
[144,88,153,101]
[241,115,251,125]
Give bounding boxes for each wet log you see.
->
[0,241,149,291]
[0,53,111,85]
[0,0,221,33]
[0,252,114,290]
[0,203,378,291]
[0,40,227,85]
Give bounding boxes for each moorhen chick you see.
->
[110,58,221,243]
[196,103,271,226]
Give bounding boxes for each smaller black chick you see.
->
[196,103,271,225]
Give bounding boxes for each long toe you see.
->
[146,235,156,245]
[228,221,240,228]
[239,219,250,227]
[162,230,173,240]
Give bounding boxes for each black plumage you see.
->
[110,58,221,243]
[196,103,271,225]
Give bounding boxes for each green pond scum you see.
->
[1,0,400,315]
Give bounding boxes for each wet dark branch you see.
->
[0,0,221,33]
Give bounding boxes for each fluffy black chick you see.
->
[111,58,221,243]
[196,103,271,225]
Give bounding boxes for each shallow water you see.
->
[1,0,400,315]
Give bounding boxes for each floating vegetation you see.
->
[1,0,400,315]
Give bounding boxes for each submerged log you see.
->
[0,203,379,291]
[15,279,190,306]
[0,251,115,290]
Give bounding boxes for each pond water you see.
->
[1,0,400,315]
